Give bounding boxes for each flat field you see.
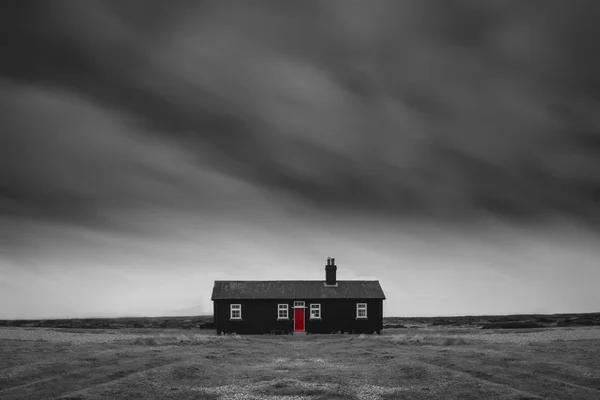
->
[1,327,600,399]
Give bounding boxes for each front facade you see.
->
[211,258,386,335]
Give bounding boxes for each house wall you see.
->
[214,298,383,335]
[307,299,383,334]
[214,299,294,335]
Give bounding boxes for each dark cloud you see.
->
[2,0,600,239]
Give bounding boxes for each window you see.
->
[230,304,241,320]
[356,303,367,319]
[310,303,321,319]
[278,304,289,319]
[294,301,305,308]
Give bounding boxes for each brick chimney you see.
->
[325,257,337,286]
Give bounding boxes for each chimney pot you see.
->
[325,257,337,285]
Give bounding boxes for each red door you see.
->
[294,308,305,332]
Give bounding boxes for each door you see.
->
[294,307,305,332]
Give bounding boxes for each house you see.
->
[211,258,386,335]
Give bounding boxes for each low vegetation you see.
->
[129,334,246,346]
[384,312,600,329]
[0,315,214,330]
[480,321,543,330]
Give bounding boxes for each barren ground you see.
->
[1,327,600,399]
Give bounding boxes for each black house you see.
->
[211,258,386,335]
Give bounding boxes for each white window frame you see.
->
[294,301,305,308]
[278,304,289,319]
[310,303,321,319]
[230,304,241,320]
[356,303,367,319]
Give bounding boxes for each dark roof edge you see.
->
[213,280,382,283]
[211,297,386,300]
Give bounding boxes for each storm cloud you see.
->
[3,0,600,236]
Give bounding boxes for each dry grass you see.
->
[372,334,470,346]
[1,326,600,399]
[129,333,247,346]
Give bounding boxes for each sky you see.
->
[2,0,600,319]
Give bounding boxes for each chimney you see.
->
[325,257,337,286]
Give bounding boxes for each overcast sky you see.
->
[2,0,600,319]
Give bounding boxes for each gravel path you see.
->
[192,378,407,400]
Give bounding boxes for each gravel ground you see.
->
[192,378,408,400]
[256,357,349,370]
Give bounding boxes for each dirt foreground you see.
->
[1,327,600,399]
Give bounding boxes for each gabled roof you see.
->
[211,280,386,300]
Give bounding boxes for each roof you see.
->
[211,280,386,300]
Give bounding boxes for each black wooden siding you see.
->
[214,298,383,335]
